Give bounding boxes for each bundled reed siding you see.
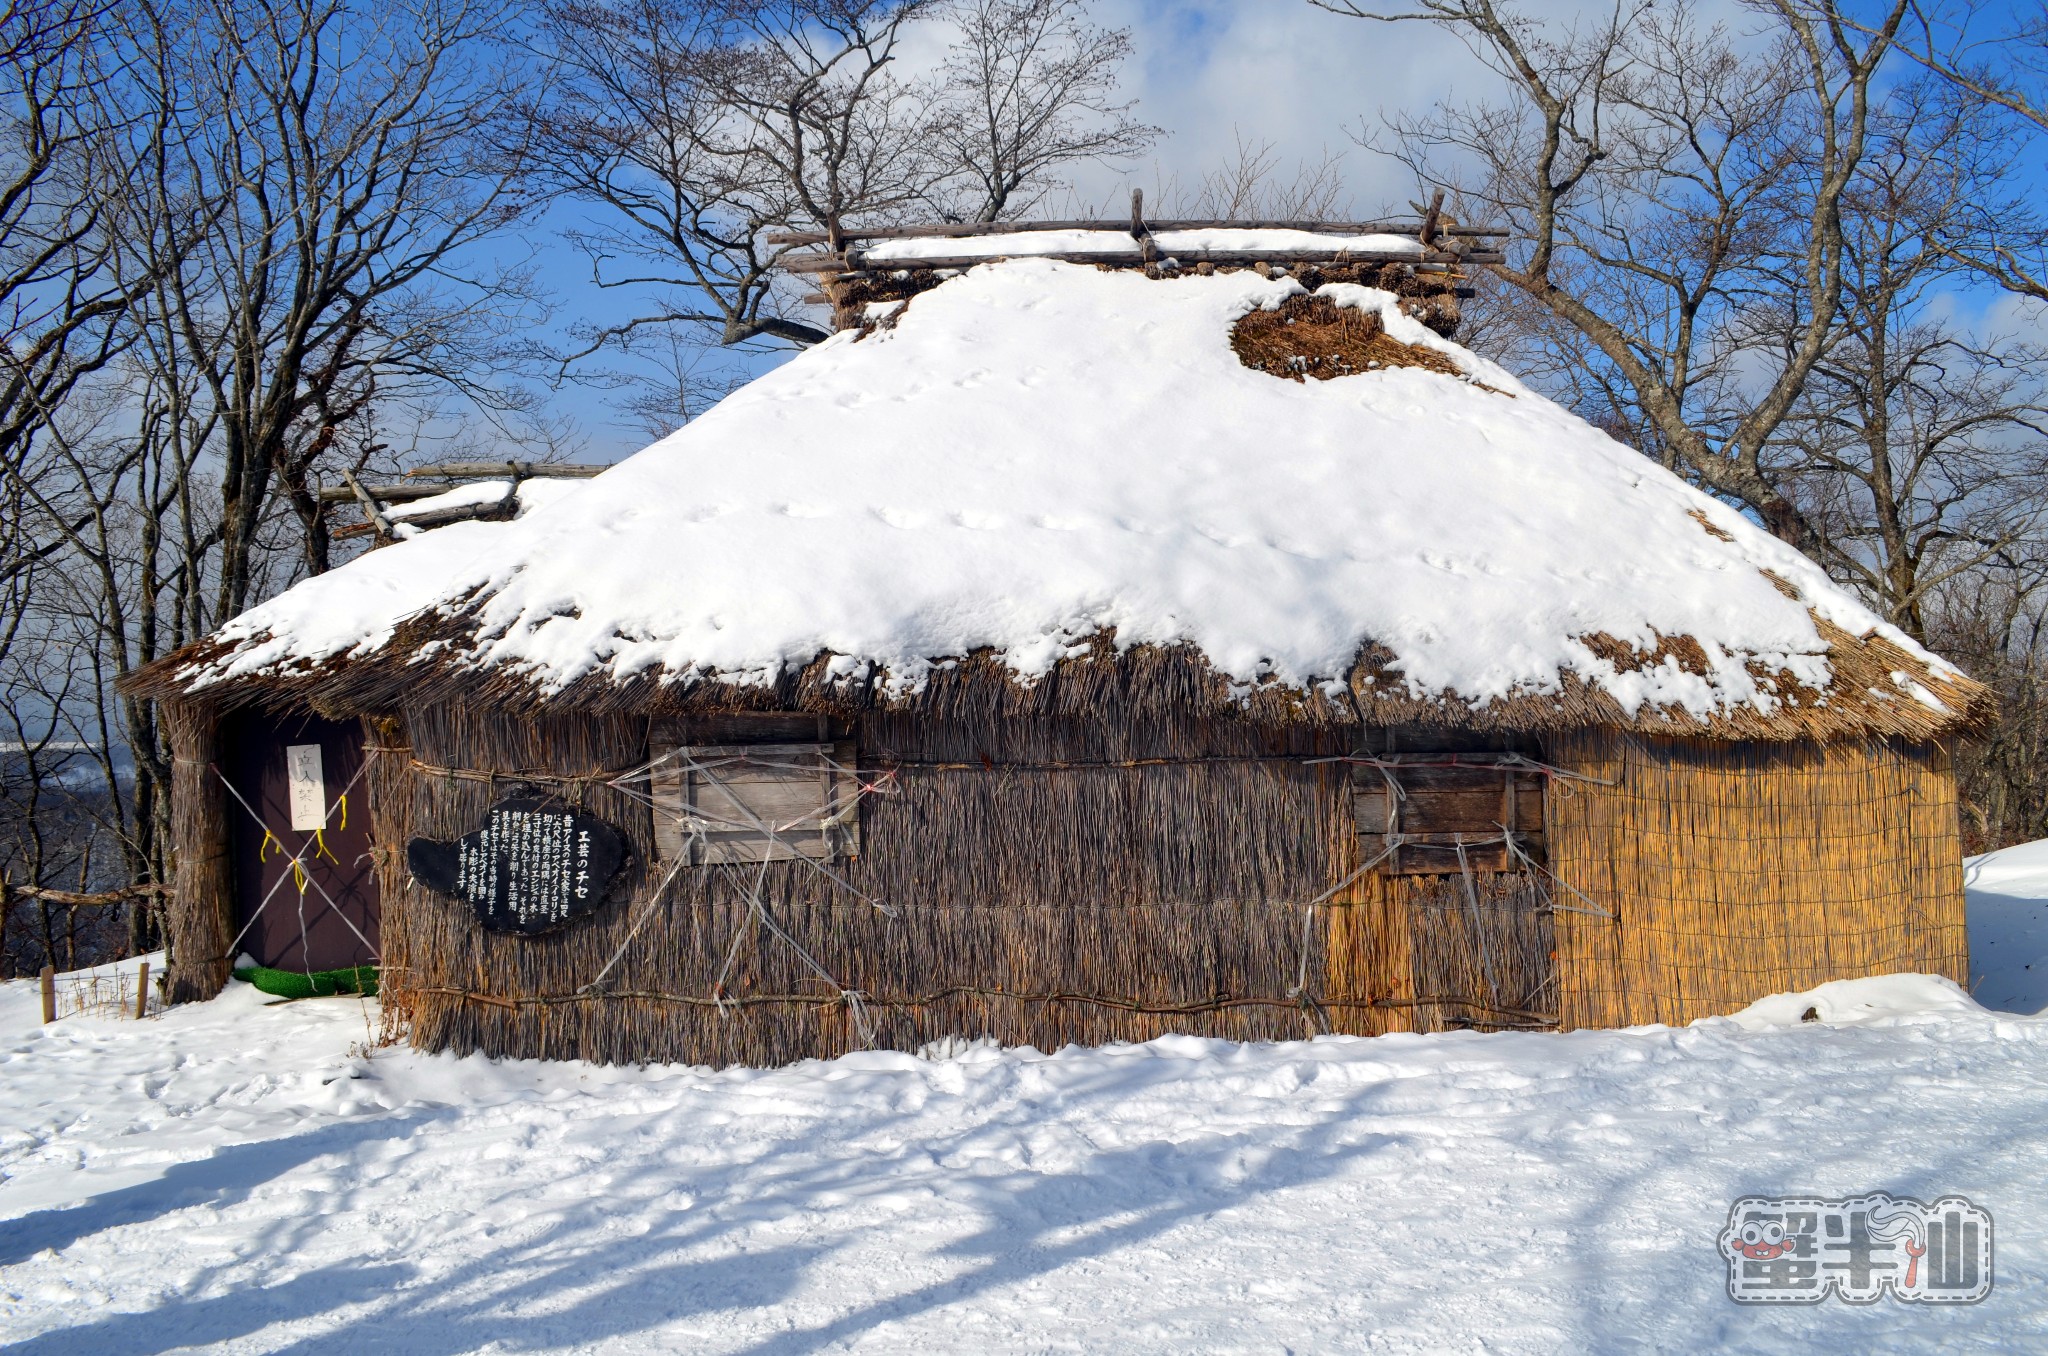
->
[1324,872,1556,1034]
[325,697,1972,1064]
[1545,731,1969,1029]
[384,703,1386,1066]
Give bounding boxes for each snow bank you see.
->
[187,261,1944,718]
[1720,973,1984,1030]
[1968,837,2048,1015]
[4,963,2044,1352]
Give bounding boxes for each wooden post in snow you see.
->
[135,961,151,1019]
[39,964,55,1024]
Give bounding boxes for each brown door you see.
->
[222,710,379,972]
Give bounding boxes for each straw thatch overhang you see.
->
[126,605,1991,743]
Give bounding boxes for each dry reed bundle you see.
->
[1230,294,1470,383]
[1544,730,1968,1028]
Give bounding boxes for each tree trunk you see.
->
[163,698,234,1002]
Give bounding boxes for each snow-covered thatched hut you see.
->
[129,225,1989,1065]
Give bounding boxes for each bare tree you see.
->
[3,0,549,965]
[123,0,545,616]
[1891,0,2048,133]
[1781,325,2048,640]
[1864,1,2048,305]
[0,1,155,484]
[1152,132,1352,220]
[926,0,1157,222]
[1318,0,1913,546]
[534,0,939,359]
[533,0,1156,423]
[1929,569,2048,850]
[1767,81,2048,641]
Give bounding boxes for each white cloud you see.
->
[1066,0,1495,213]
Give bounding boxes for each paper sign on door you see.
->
[286,744,327,831]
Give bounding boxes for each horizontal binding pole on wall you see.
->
[1352,785,1544,833]
[404,985,1554,1026]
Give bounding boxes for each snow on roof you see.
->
[383,477,586,534]
[858,228,1424,264]
[181,259,1956,722]
[385,479,513,525]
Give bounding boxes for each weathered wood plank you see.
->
[1353,786,1545,834]
[649,739,860,866]
[1356,833,1544,877]
[1351,755,1548,876]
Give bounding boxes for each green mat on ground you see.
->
[231,964,379,1000]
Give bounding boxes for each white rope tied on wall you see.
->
[214,757,379,967]
[583,745,900,1045]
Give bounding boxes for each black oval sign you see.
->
[406,795,627,935]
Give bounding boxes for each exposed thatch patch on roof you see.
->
[1349,613,1989,741]
[1758,569,1803,601]
[836,258,1468,339]
[1231,294,1471,384]
[1687,508,1738,543]
[1577,630,1717,679]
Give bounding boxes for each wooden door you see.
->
[222,709,380,972]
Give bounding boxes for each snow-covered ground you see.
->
[7,874,2048,1351]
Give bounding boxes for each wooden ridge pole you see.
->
[781,247,1495,274]
[764,219,1511,245]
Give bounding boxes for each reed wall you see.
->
[378,703,1380,1065]
[349,704,1970,1066]
[1544,730,1969,1028]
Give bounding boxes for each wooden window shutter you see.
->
[647,736,861,865]
[1352,755,1546,876]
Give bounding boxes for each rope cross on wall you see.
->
[217,757,376,970]
[217,712,383,977]
[593,739,902,1043]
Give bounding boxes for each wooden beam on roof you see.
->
[765,219,1510,245]
[341,469,396,541]
[333,494,519,540]
[404,461,607,480]
[783,247,1501,275]
[317,481,467,504]
[315,463,606,503]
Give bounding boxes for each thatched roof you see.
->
[131,254,1988,740]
